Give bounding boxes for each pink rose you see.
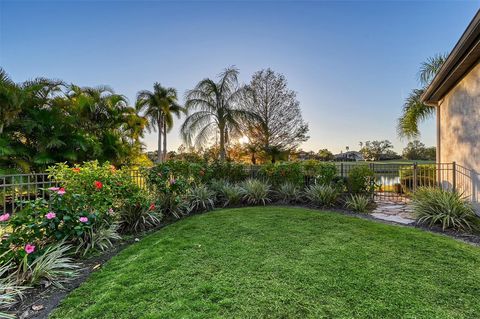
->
[48,187,60,191]
[57,187,66,195]
[25,244,35,254]
[79,217,88,223]
[0,213,10,222]
[45,212,56,220]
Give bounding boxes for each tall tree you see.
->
[181,67,254,161]
[0,68,147,171]
[398,54,447,138]
[317,149,334,161]
[160,94,185,161]
[359,140,394,161]
[136,83,180,162]
[241,69,309,163]
[402,140,436,161]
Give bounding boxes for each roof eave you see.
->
[421,9,480,106]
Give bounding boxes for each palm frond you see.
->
[397,89,435,139]
[418,53,448,86]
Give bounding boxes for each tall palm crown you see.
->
[398,53,447,138]
[136,83,183,162]
[181,67,254,161]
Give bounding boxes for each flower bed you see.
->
[3,159,474,318]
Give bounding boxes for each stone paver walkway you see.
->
[371,197,415,225]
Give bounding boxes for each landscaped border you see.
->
[14,203,480,319]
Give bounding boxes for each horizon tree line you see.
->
[0,66,310,171]
[2,52,442,172]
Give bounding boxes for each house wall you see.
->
[438,61,480,206]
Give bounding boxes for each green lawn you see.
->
[50,207,480,319]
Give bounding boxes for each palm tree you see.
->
[181,67,254,161]
[398,54,447,138]
[67,85,140,164]
[160,96,185,161]
[0,68,21,134]
[136,83,181,162]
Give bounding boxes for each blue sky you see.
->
[1,0,478,154]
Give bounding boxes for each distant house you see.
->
[421,10,480,203]
[334,151,364,162]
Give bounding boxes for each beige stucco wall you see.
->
[438,61,480,204]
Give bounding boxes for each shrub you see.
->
[241,179,271,205]
[16,242,78,288]
[118,194,162,234]
[345,194,371,213]
[275,182,302,204]
[412,187,479,232]
[0,191,99,262]
[206,161,248,183]
[78,223,121,255]
[47,161,143,215]
[304,184,339,207]
[0,264,27,319]
[302,161,338,185]
[208,179,229,202]
[219,183,244,207]
[157,193,189,219]
[143,164,190,219]
[145,160,248,187]
[347,165,375,194]
[258,162,303,187]
[187,185,215,213]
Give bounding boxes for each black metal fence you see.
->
[1,162,478,213]
[245,162,478,203]
[0,173,60,214]
[333,162,478,203]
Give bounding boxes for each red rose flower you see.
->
[149,203,155,211]
[94,181,103,189]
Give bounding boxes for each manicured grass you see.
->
[50,207,480,319]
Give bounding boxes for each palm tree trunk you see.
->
[157,118,163,163]
[163,121,167,161]
[219,123,226,161]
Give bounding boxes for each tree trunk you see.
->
[271,155,276,164]
[163,121,167,161]
[157,118,163,163]
[219,123,226,161]
[251,152,256,165]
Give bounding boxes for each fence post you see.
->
[413,162,418,193]
[340,163,344,178]
[452,161,456,192]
